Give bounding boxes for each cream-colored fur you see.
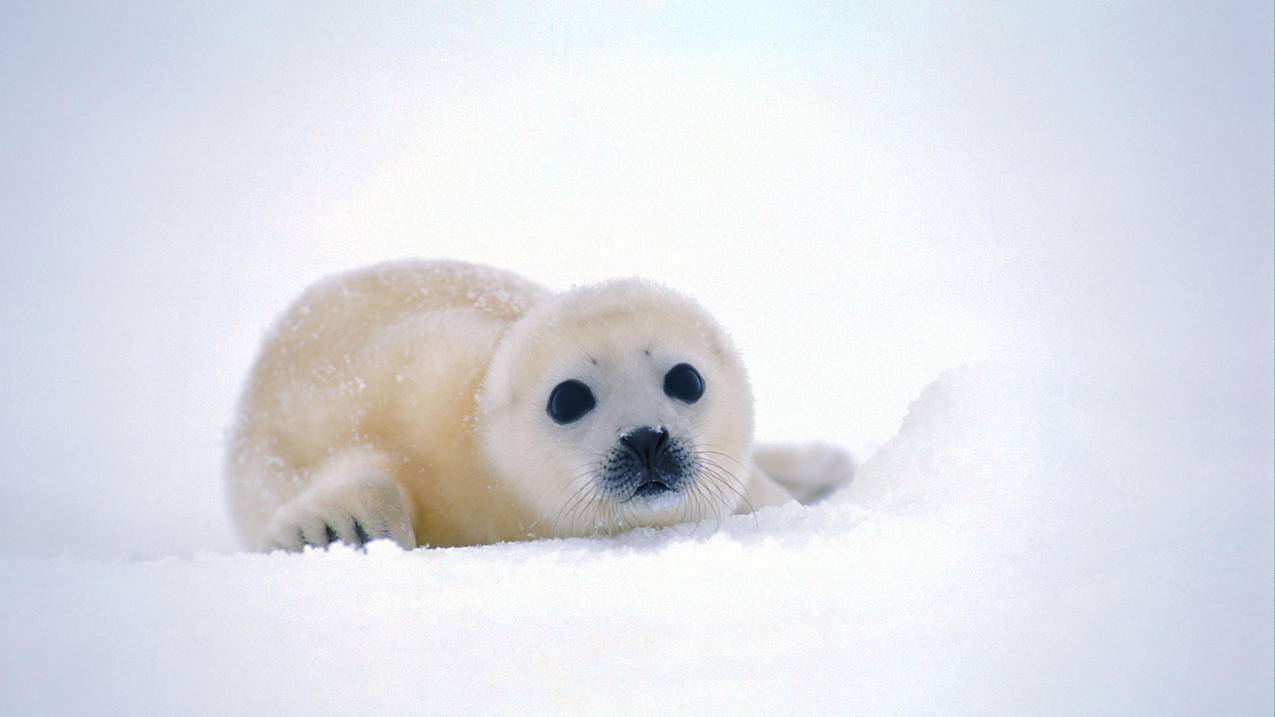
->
[225,260,853,551]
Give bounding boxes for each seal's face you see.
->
[546,361,707,509]
[478,280,755,537]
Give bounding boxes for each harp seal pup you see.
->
[225,260,854,551]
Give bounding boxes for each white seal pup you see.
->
[226,260,854,551]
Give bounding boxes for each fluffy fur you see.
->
[226,260,853,551]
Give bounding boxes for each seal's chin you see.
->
[632,480,672,498]
[621,477,688,514]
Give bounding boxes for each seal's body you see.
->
[226,260,852,551]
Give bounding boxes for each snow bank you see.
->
[3,366,1267,714]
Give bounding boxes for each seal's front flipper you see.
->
[263,449,417,552]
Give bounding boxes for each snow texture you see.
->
[1,2,1271,714]
[2,366,1269,714]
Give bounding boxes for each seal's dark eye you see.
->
[663,363,704,404]
[547,380,596,424]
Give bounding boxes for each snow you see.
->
[2,366,1269,713]
[1,2,1271,714]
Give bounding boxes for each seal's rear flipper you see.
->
[752,442,856,504]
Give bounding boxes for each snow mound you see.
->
[1,366,1269,714]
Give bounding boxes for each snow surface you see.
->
[1,2,1271,714]
[2,366,1269,714]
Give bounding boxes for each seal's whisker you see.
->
[710,480,728,531]
[690,467,729,535]
[686,483,703,534]
[698,462,759,528]
[678,477,698,528]
[691,444,747,468]
[699,459,758,517]
[683,481,704,530]
[703,454,749,500]
[555,478,598,535]
[699,472,731,521]
[556,477,594,522]
[613,499,630,534]
[536,455,605,532]
[588,494,606,536]
[542,486,585,532]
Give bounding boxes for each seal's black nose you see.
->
[621,426,669,467]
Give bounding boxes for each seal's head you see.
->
[477,279,754,536]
